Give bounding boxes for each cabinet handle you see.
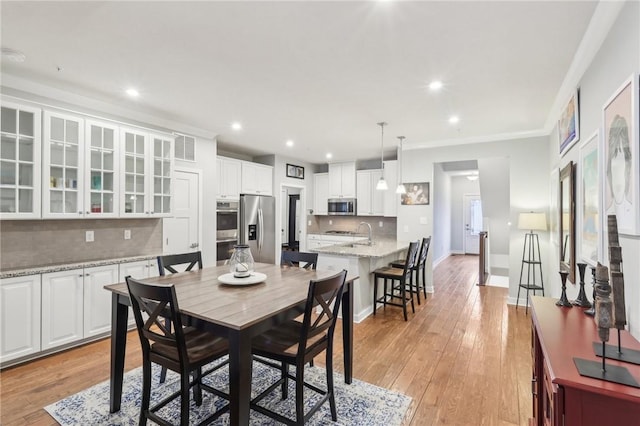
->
[85,273,90,277]
[78,211,83,215]
[78,274,83,277]
[86,211,90,215]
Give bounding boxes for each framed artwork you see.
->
[549,168,559,246]
[579,131,600,267]
[602,74,639,236]
[401,182,429,205]
[559,89,580,156]
[286,163,304,179]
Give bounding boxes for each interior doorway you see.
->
[463,194,482,255]
[163,168,201,255]
[279,184,306,259]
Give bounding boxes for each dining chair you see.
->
[250,269,347,425]
[390,236,431,304]
[157,251,203,276]
[125,276,229,426]
[280,251,318,270]
[156,251,204,383]
[372,241,419,321]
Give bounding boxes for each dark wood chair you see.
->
[372,241,420,321]
[157,251,203,276]
[156,251,204,383]
[125,276,229,426]
[390,236,431,304]
[280,250,318,270]
[250,269,348,425]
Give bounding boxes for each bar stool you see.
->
[372,241,419,321]
[390,236,431,304]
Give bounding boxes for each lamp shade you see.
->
[518,212,547,231]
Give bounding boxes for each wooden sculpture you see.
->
[608,215,626,332]
[594,262,612,343]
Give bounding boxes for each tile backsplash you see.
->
[0,219,162,271]
[307,215,397,238]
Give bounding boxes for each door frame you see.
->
[163,167,203,254]
[278,182,306,260]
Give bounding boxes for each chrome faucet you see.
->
[356,222,373,246]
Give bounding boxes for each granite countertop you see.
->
[309,238,410,258]
[0,254,160,279]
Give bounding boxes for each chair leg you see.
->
[327,343,337,421]
[401,280,408,321]
[194,368,203,406]
[296,362,305,425]
[159,318,170,384]
[140,361,152,426]
[373,274,378,316]
[180,370,190,426]
[413,270,421,305]
[281,362,289,399]
[422,266,428,299]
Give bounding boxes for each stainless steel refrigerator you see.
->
[238,194,276,264]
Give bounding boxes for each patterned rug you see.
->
[45,358,411,425]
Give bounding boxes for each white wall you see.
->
[549,1,640,339]
[399,135,550,302]
[432,163,452,266]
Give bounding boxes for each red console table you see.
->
[530,296,640,425]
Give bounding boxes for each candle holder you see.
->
[556,270,572,307]
[229,245,255,278]
[572,262,592,308]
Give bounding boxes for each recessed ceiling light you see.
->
[286,140,294,147]
[428,80,443,91]
[125,88,139,98]
[1,48,26,63]
[326,153,333,159]
[231,122,242,131]
[448,115,460,124]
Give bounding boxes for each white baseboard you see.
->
[433,253,450,268]
[450,250,464,255]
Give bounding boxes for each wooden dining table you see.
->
[104,262,358,425]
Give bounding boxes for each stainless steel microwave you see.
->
[327,198,356,215]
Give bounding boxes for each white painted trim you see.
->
[405,128,547,151]
[432,252,451,268]
[278,182,307,262]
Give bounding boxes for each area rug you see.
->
[45,358,411,425]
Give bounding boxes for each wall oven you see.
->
[327,198,357,216]
[216,200,238,261]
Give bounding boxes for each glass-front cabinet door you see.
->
[120,127,148,217]
[42,111,84,218]
[0,101,41,219]
[150,133,173,217]
[85,119,119,217]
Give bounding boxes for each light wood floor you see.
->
[0,254,532,425]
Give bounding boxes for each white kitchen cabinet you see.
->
[0,275,41,363]
[241,162,273,195]
[83,264,119,338]
[383,160,398,217]
[356,169,384,216]
[41,269,84,350]
[313,173,328,215]
[85,119,119,217]
[120,128,174,218]
[0,101,41,219]
[42,111,85,218]
[216,156,242,200]
[328,162,356,198]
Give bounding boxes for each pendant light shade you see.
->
[376,122,388,191]
[395,136,406,194]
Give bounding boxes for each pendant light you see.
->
[376,122,388,191]
[395,136,406,194]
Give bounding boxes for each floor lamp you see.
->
[516,212,547,313]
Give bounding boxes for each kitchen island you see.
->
[310,239,410,322]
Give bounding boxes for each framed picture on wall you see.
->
[550,168,559,246]
[558,89,580,156]
[286,163,304,179]
[602,74,639,236]
[579,131,601,266]
[401,182,429,205]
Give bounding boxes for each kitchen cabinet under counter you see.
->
[309,238,409,322]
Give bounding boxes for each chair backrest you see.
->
[125,276,189,367]
[281,251,318,270]
[158,251,203,276]
[417,236,431,267]
[402,241,420,282]
[298,269,347,359]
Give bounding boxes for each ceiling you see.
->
[1,1,599,164]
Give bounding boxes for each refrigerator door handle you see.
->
[258,208,264,251]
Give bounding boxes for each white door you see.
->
[41,269,84,350]
[0,275,41,362]
[463,194,483,255]
[163,169,199,255]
